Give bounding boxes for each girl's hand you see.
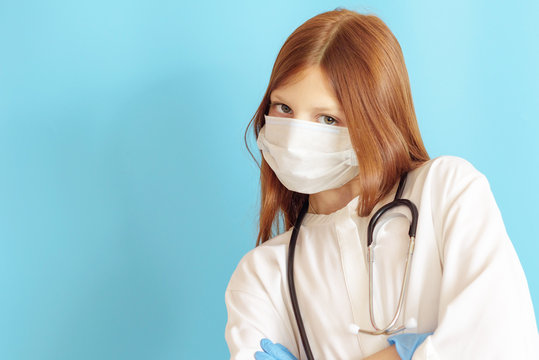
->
[386,332,433,360]
[254,338,298,360]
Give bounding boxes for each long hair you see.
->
[244,7,430,246]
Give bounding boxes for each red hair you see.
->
[244,7,430,246]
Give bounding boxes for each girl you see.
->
[224,7,539,360]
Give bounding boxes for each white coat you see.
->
[224,155,539,359]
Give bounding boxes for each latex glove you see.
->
[254,338,298,360]
[386,332,434,360]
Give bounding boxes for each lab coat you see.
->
[224,155,539,359]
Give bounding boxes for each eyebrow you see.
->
[270,94,344,113]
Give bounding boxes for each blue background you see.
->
[0,1,537,359]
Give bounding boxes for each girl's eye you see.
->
[270,102,340,126]
[276,103,292,114]
[318,115,337,126]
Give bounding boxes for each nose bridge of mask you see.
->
[262,115,354,152]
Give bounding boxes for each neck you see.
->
[308,178,360,215]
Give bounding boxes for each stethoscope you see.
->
[287,172,418,360]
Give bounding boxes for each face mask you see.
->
[256,114,359,194]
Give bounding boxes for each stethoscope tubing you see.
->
[287,172,414,360]
[287,199,314,360]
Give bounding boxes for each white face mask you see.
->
[256,114,359,194]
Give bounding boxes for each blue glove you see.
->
[387,332,433,360]
[254,338,298,360]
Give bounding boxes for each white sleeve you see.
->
[413,165,539,359]
[224,252,298,360]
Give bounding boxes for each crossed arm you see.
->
[227,166,539,359]
[254,338,401,360]
[363,345,399,360]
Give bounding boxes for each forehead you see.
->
[270,67,343,112]
[273,65,332,91]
